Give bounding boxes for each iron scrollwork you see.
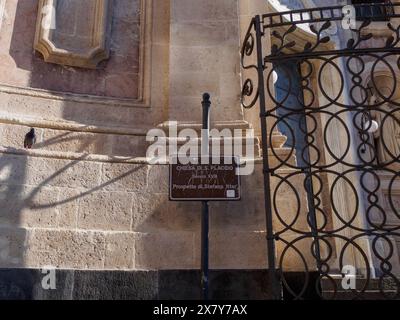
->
[241,3,400,300]
[241,18,260,110]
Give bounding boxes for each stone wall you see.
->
[0,0,171,272]
[168,0,243,122]
[0,150,271,270]
[0,144,313,272]
[0,0,312,277]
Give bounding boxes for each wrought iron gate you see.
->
[241,3,400,299]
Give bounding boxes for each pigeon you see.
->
[24,128,36,149]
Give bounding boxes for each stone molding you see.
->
[0,146,149,164]
[30,0,152,107]
[34,0,112,69]
[0,84,149,108]
[0,111,148,136]
[0,146,267,166]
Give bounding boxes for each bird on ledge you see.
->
[24,128,36,149]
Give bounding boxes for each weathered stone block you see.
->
[170,71,220,98]
[209,190,265,232]
[78,191,133,231]
[0,0,147,100]
[56,188,80,229]
[105,73,139,99]
[241,163,265,191]
[104,232,135,270]
[0,154,30,186]
[0,227,27,268]
[131,192,167,232]
[206,231,268,269]
[171,0,238,22]
[25,157,102,189]
[166,201,201,232]
[110,134,147,157]
[19,186,59,228]
[146,165,169,194]
[135,232,195,270]
[132,192,201,232]
[0,184,59,228]
[40,130,110,155]
[0,184,28,226]
[101,163,148,192]
[25,229,105,269]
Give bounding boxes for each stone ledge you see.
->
[0,112,149,136]
[0,84,150,108]
[0,123,148,157]
[157,120,253,133]
[0,146,149,164]
[0,146,272,165]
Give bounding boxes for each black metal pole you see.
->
[201,93,211,300]
[201,200,209,300]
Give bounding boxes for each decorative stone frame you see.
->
[31,0,152,107]
[34,0,112,69]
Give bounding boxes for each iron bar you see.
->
[261,3,400,29]
[255,15,281,300]
[201,93,211,300]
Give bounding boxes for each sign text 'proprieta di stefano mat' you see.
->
[169,157,241,201]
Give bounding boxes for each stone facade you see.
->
[0,0,399,300]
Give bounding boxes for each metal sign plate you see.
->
[169,157,241,201]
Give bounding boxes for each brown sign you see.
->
[169,157,241,201]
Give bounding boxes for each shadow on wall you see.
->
[3,0,155,277]
[0,0,213,298]
[0,152,27,294]
[0,147,162,298]
[0,145,149,256]
[7,0,146,155]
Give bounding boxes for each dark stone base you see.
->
[0,269,277,300]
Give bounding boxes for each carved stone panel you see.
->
[34,0,112,69]
[0,0,147,101]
